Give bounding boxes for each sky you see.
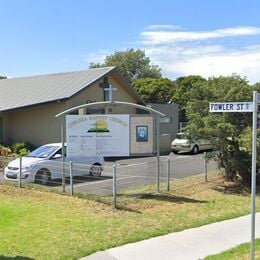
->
[1,0,260,84]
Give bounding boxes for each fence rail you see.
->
[0,154,218,208]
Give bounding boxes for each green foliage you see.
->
[173,75,207,108]
[185,74,253,183]
[132,77,176,103]
[18,148,30,156]
[89,48,161,84]
[253,82,260,92]
[172,75,207,122]
[11,142,32,155]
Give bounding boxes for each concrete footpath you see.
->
[83,213,260,260]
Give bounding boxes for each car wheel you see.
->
[89,164,102,177]
[192,145,199,154]
[35,169,51,185]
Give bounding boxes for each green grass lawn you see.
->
[206,239,260,259]
[0,173,259,259]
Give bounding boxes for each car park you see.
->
[4,143,105,185]
[171,133,213,154]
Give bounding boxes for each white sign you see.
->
[209,102,253,112]
[66,115,129,157]
[257,93,260,103]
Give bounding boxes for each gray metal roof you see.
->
[0,67,118,111]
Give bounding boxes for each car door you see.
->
[40,148,65,179]
[199,138,212,151]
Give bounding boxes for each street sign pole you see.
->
[251,91,258,260]
[210,94,258,259]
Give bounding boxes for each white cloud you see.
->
[147,44,260,83]
[140,26,260,45]
[84,25,260,83]
[141,25,260,83]
[84,50,109,65]
[161,45,260,80]
[144,25,182,31]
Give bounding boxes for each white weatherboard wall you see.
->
[66,115,129,156]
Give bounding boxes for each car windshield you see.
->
[25,145,60,158]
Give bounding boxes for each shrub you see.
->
[0,144,11,156]
[11,142,33,155]
[18,148,30,156]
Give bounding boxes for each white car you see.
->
[171,133,213,154]
[4,143,105,185]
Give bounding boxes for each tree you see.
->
[185,75,253,183]
[132,77,176,103]
[89,48,161,84]
[172,75,207,122]
[0,76,6,79]
[253,82,260,92]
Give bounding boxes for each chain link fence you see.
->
[0,154,219,208]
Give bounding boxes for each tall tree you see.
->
[172,75,207,122]
[253,82,260,92]
[185,75,253,183]
[132,77,176,103]
[89,48,161,84]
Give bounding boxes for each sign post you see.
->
[209,93,258,260]
[251,91,258,260]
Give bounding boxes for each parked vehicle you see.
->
[171,133,213,154]
[4,143,105,185]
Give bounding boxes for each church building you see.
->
[0,67,178,155]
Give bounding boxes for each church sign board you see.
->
[66,114,130,157]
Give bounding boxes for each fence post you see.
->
[156,114,160,193]
[61,115,66,193]
[19,156,22,188]
[62,161,66,193]
[204,152,208,182]
[113,164,117,209]
[69,161,73,196]
[167,157,170,192]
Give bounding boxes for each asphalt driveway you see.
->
[70,152,218,196]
